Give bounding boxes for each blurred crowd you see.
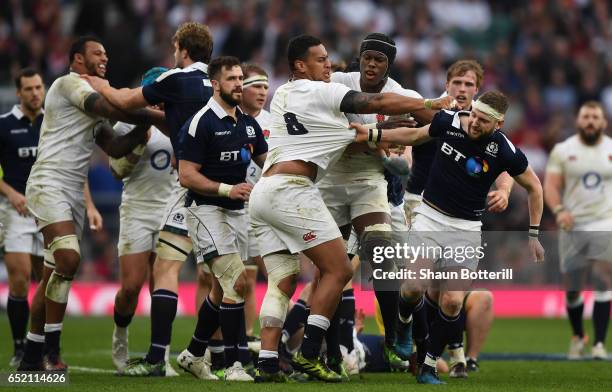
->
[0,0,610,281]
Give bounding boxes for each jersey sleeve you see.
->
[178,114,207,164]
[142,73,177,105]
[63,77,97,111]
[545,144,564,174]
[500,136,529,176]
[319,82,352,112]
[251,119,268,157]
[427,111,450,138]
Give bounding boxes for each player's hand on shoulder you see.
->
[80,75,110,92]
[528,237,545,263]
[229,182,253,201]
[8,190,28,216]
[350,122,369,143]
[556,210,574,231]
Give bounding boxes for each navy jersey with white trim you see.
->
[179,98,268,210]
[141,62,213,151]
[423,110,528,221]
[0,106,43,194]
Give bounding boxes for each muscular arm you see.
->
[513,166,543,226]
[99,85,149,111]
[543,171,564,212]
[95,122,149,159]
[380,125,432,146]
[83,92,165,129]
[340,91,452,116]
[178,160,226,197]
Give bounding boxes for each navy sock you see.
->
[209,339,225,370]
[325,303,342,361]
[447,309,466,350]
[374,289,399,346]
[113,309,134,328]
[427,309,462,360]
[22,333,44,364]
[338,289,355,352]
[566,301,584,338]
[187,296,219,357]
[7,295,29,349]
[282,299,309,339]
[301,315,329,360]
[145,289,177,364]
[220,302,246,367]
[593,300,610,344]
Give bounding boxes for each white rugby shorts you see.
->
[0,196,43,256]
[249,175,342,256]
[186,203,249,264]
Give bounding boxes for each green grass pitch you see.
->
[1,316,611,391]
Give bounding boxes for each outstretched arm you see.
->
[340,91,454,116]
[81,75,149,110]
[83,92,165,129]
[352,122,432,146]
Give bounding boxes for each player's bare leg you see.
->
[465,291,494,371]
[290,239,351,382]
[112,250,153,371]
[195,266,212,311]
[39,221,80,371]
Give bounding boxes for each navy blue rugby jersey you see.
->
[423,110,528,220]
[0,105,43,194]
[179,97,268,210]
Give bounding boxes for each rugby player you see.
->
[544,101,612,360]
[177,56,268,381]
[249,34,453,382]
[400,60,513,378]
[109,67,177,375]
[18,35,165,371]
[0,68,45,367]
[353,90,545,384]
[239,63,272,341]
[82,23,217,375]
[319,33,425,371]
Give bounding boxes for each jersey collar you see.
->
[207,97,243,119]
[11,105,24,119]
[185,62,208,74]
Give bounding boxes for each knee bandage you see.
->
[260,253,300,328]
[211,253,246,302]
[45,271,73,303]
[360,223,393,263]
[156,231,192,262]
[49,234,80,256]
[43,248,56,269]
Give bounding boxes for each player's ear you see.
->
[294,59,306,74]
[211,79,219,91]
[496,119,504,130]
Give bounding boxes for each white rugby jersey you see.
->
[263,79,354,182]
[324,72,422,177]
[114,122,176,206]
[546,134,612,223]
[28,72,101,191]
[245,109,272,185]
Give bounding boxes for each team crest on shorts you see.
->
[172,213,185,224]
[302,231,317,242]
